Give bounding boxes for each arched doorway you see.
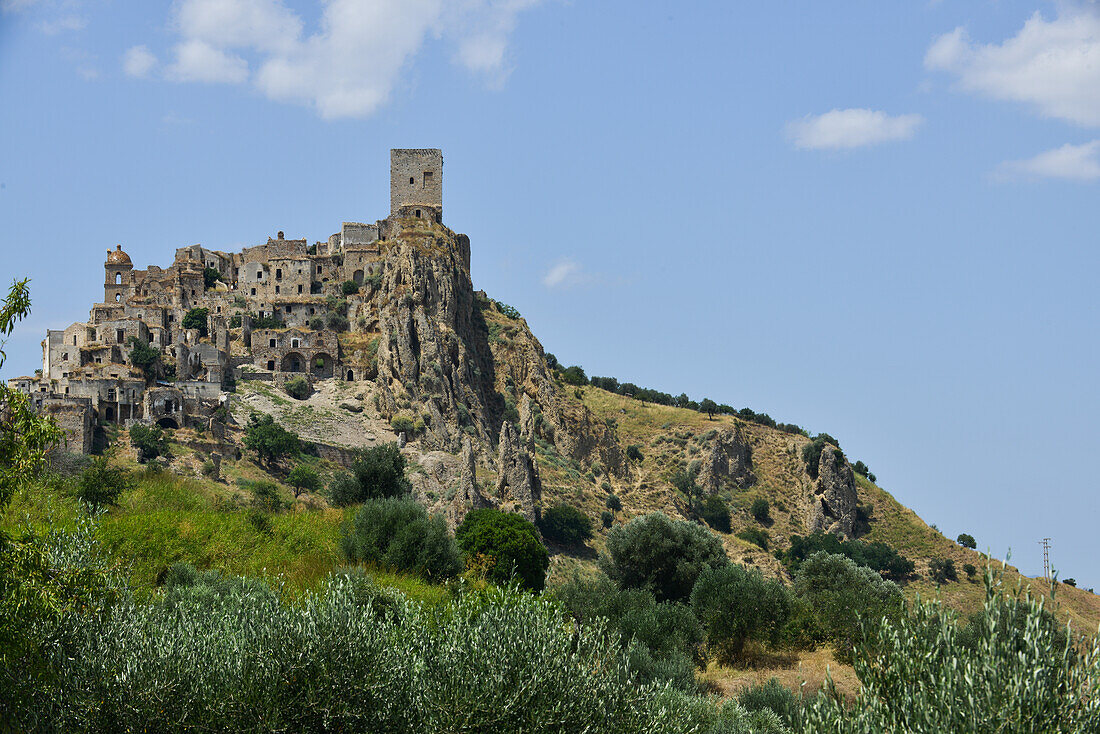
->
[157,417,179,429]
[311,352,334,379]
[353,269,364,285]
[281,352,305,372]
[104,406,115,422]
[346,369,354,381]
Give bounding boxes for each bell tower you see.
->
[105,245,134,304]
[390,149,443,222]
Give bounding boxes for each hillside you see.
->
[15,212,1090,632]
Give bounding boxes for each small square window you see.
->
[409,177,415,184]
[269,338,276,347]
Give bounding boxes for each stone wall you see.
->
[390,149,442,218]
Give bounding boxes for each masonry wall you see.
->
[390,149,442,218]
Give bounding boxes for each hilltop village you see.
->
[8,149,464,455]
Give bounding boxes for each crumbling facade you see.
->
[7,149,451,452]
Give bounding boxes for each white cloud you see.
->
[123,45,157,78]
[0,0,42,12]
[38,14,86,34]
[787,108,924,150]
[130,0,541,119]
[997,140,1100,181]
[926,9,1100,127]
[542,259,583,288]
[167,39,249,84]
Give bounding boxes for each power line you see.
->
[1039,537,1052,581]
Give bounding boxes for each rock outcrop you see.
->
[807,445,858,537]
[494,422,542,523]
[697,426,755,492]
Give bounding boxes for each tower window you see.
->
[275,269,282,280]
[297,284,303,294]
[269,338,276,347]
[415,209,421,218]
[275,285,280,294]
[423,171,433,185]
[115,272,122,284]
[409,177,415,184]
[251,288,257,296]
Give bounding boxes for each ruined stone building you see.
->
[7,149,449,453]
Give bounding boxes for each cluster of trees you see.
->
[554,512,906,693]
[780,531,915,582]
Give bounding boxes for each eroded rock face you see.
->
[369,220,626,477]
[697,426,755,492]
[495,422,542,523]
[807,445,857,537]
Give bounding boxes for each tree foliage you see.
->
[341,497,461,580]
[601,512,729,602]
[538,504,593,546]
[286,465,321,498]
[330,444,412,507]
[76,457,131,511]
[243,414,300,468]
[182,307,209,338]
[456,509,549,591]
[128,424,168,462]
[691,564,791,663]
[957,533,977,549]
[782,531,914,581]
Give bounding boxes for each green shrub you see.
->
[782,531,914,581]
[456,509,549,591]
[538,504,593,546]
[736,527,769,550]
[957,533,977,549]
[750,497,770,523]
[794,551,903,662]
[308,316,324,331]
[340,497,461,580]
[249,480,285,513]
[605,493,622,512]
[330,444,412,506]
[286,465,321,498]
[699,495,731,533]
[390,414,424,435]
[601,510,614,529]
[929,557,958,584]
[364,272,383,290]
[551,573,704,691]
[626,444,643,461]
[691,564,790,664]
[341,280,360,295]
[126,337,160,379]
[738,678,802,729]
[326,312,349,332]
[601,512,728,602]
[803,571,1100,732]
[128,424,168,462]
[1064,578,1077,587]
[202,267,223,290]
[182,307,209,338]
[284,376,309,400]
[963,562,978,580]
[243,414,300,468]
[560,365,587,386]
[76,457,131,510]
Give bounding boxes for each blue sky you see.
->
[2,1,1098,586]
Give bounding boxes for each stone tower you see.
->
[104,245,133,304]
[390,149,442,222]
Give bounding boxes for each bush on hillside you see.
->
[389,414,424,435]
[538,504,593,546]
[783,531,914,581]
[738,678,803,730]
[456,509,549,591]
[929,557,958,584]
[284,376,309,400]
[129,424,168,462]
[551,573,704,691]
[560,365,587,386]
[957,533,977,549]
[605,493,622,512]
[326,312,349,332]
[736,527,768,550]
[76,457,131,510]
[249,480,285,513]
[286,465,322,498]
[963,562,978,581]
[691,564,791,663]
[341,280,360,295]
[751,497,771,523]
[243,414,300,468]
[626,444,643,462]
[328,444,412,507]
[794,551,903,661]
[601,510,614,529]
[698,495,731,533]
[601,512,729,602]
[340,497,461,580]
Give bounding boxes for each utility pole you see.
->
[1039,537,1052,581]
